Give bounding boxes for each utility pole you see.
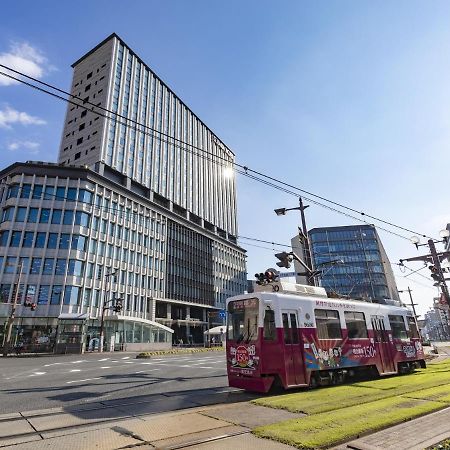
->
[2,263,23,357]
[398,287,419,328]
[400,236,450,309]
[274,196,315,286]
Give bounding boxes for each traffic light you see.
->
[113,298,123,313]
[275,252,292,269]
[264,270,278,283]
[429,266,443,283]
[255,273,265,285]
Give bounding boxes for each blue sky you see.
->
[1,1,450,317]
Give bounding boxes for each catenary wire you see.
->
[0,65,436,241]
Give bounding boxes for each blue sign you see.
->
[219,310,226,318]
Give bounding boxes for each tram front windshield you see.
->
[227,298,259,343]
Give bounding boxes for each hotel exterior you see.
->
[0,34,247,352]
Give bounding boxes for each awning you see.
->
[204,325,226,335]
[58,313,90,320]
[105,314,174,333]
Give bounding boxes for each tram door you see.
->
[371,316,395,373]
[281,311,305,386]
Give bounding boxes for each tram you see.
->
[226,279,425,393]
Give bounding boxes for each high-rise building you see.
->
[0,34,247,352]
[308,225,399,302]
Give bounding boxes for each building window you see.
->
[71,234,86,252]
[22,232,34,248]
[42,258,54,275]
[51,209,62,224]
[55,259,66,276]
[7,185,19,199]
[0,231,9,246]
[38,285,50,305]
[39,208,51,223]
[74,152,81,160]
[4,257,17,273]
[35,232,47,248]
[51,285,63,305]
[81,110,87,118]
[1,207,14,222]
[55,187,65,200]
[44,186,55,200]
[10,231,22,247]
[15,207,27,222]
[315,309,342,340]
[77,137,83,145]
[67,188,77,201]
[59,234,70,249]
[68,260,84,277]
[30,258,42,275]
[27,208,39,223]
[64,285,80,305]
[63,210,74,225]
[20,184,32,199]
[75,211,90,227]
[32,185,43,199]
[47,233,58,249]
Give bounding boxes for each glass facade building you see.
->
[308,225,399,302]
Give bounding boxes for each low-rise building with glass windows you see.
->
[0,161,246,352]
[307,225,400,302]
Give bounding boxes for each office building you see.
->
[308,224,399,302]
[0,34,247,352]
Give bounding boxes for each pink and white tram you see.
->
[226,281,425,393]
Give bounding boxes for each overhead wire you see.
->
[0,64,436,242]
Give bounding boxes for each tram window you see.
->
[406,316,420,339]
[344,311,368,339]
[263,309,276,341]
[290,313,299,344]
[227,298,259,342]
[315,309,342,340]
[388,315,408,340]
[282,313,291,344]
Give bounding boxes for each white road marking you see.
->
[135,369,160,373]
[197,366,213,369]
[71,360,87,364]
[124,361,134,364]
[43,363,63,367]
[70,369,81,372]
[140,362,154,365]
[66,377,101,384]
[100,366,111,369]
[121,356,130,360]
[30,372,46,376]
[98,358,110,362]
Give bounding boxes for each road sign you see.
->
[219,310,226,318]
[278,272,298,278]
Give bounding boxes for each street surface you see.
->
[0,351,251,414]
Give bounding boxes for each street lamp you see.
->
[274,197,314,286]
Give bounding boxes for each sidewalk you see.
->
[2,398,450,449]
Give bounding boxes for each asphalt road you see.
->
[0,351,250,414]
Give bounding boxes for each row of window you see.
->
[261,309,418,342]
[6,184,92,203]
[1,207,90,227]
[0,230,86,251]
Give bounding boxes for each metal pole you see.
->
[298,197,314,286]
[2,263,23,357]
[98,271,112,353]
[428,239,450,308]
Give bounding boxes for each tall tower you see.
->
[59,33,237,239]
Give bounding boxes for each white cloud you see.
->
[0,106,46,128]
[0,42,47,86]
[7,140,40,153]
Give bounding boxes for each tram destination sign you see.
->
[229,298,258,311]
